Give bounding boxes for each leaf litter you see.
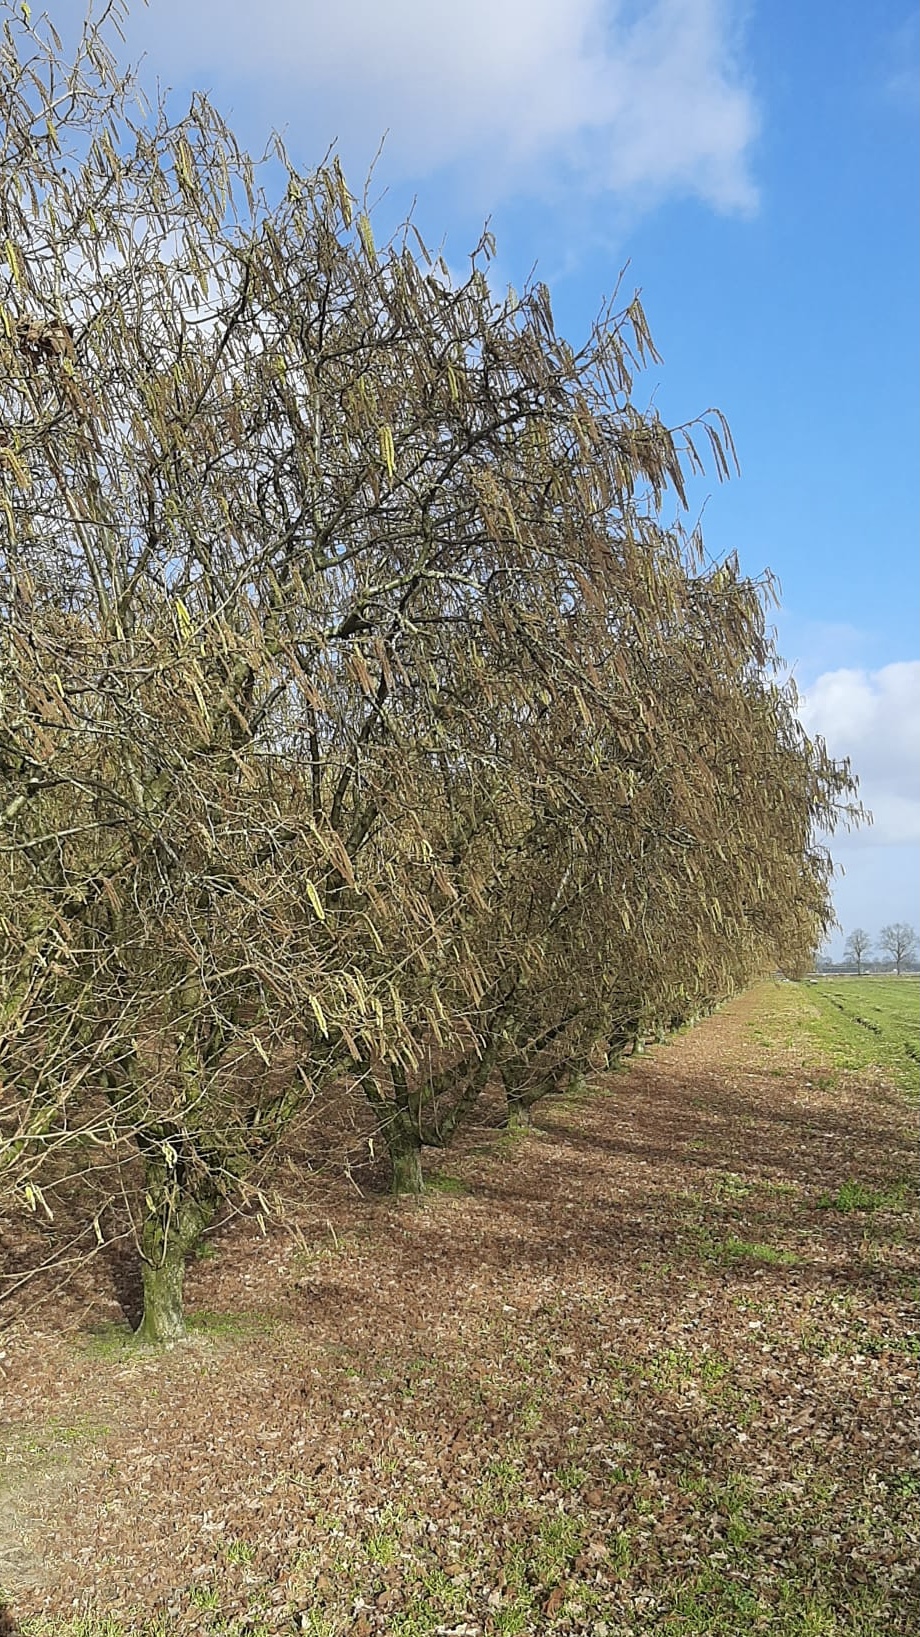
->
[0,982,917,1635]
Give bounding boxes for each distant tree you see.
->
[843,928,873,976]
[877,924,919,976]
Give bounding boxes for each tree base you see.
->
[390,1141,425,1196]
[136,1252,188,1343]
[506,1099,533,1130]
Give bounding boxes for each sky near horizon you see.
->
[113,2,920,952]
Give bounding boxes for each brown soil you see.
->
[0,984,917,1634]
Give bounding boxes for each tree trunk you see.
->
[502,1061,536,1130]
[135,1147,215,1342]
[359,1064,425,1196]
[386,1108,425,1196]
[506,1092,533,1130]
[137,1238,188,1343]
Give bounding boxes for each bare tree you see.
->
[878,924,918,976]
[843,927,873,976]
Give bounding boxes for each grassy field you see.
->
[1,980,918,1637]
[802,978,919,1092]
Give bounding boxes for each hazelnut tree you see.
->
[1,2,860,1342]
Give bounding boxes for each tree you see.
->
[0,0,862,1346]
[359,550,860,1144]
[877,924,918,976]
[0,0,722,1305]
[843,928,873,976]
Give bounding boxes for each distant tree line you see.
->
[0,3,860,1342]
[820,924,920,977]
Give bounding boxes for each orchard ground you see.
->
[1,979,918,1637]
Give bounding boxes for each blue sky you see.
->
[116,0,919,955]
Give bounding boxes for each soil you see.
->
[0,983,917,1634]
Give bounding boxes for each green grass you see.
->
[712,1171,754,1201]
[76,1320,139,1360]
[656,1578,893,1635]
[801,977,920,1091]
[15,1586,894,1637]
[644,1346,730,1391]
[185,1307,278,1341]
[77,1308,277,1359]
[222,1536,256,1567]
[18,1621,137,1637]
[689,1226,800,1269]
[0,1414,110,1479]
[424,1172,470,1197]
[817,1179,911,1213]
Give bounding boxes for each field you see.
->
[803,979,920,1091]
[1,979,918,1636]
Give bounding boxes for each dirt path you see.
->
[1,983,917,1635]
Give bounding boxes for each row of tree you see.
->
[833,924,919,976]
[0,3,859,1342]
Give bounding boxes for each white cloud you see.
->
[121,0,758,212]
[799,662,920,847]
[798,662,919,953]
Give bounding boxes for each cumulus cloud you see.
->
[122,0,758,212]
[799,662,920,847]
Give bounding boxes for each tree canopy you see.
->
[0,1,860,1339]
